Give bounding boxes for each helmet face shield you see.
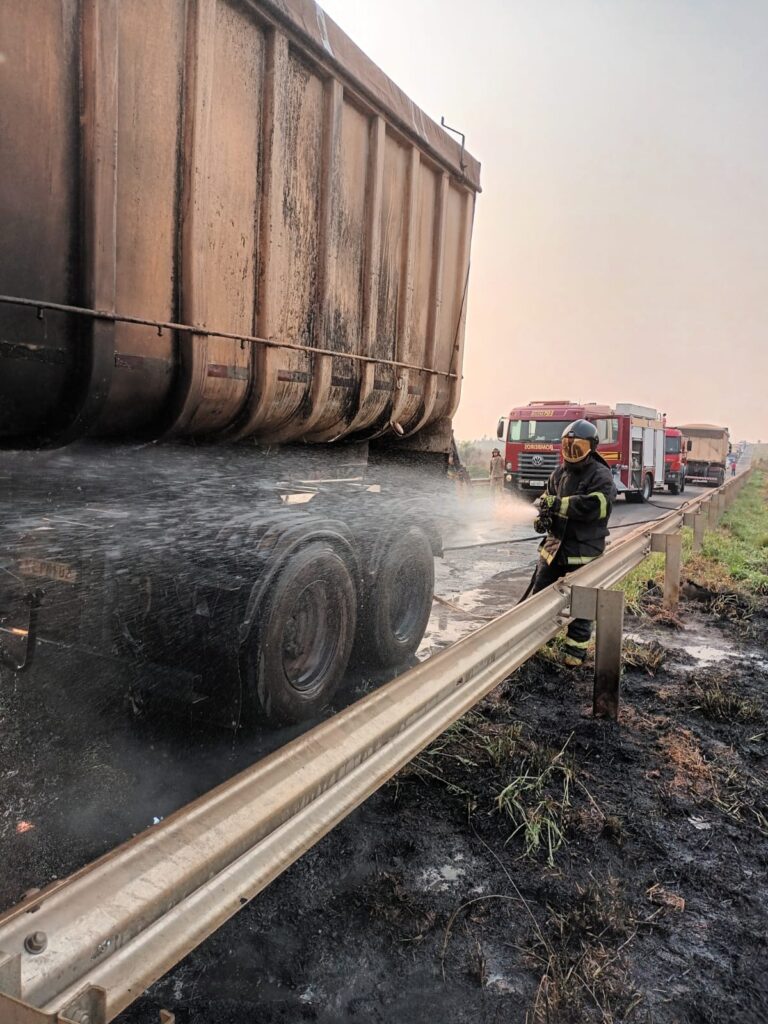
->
[561,435,592,463]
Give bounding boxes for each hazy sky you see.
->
[321,0,767,441]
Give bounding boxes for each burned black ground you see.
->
[118,600,768,1024]
[3,475,767,1023]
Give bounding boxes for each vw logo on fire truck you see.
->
[531,455,544,466]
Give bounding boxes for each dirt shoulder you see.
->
[124,479,768,1024]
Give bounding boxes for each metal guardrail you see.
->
[0,469,754,1024]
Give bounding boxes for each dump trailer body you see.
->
[0,0,480,727]
[0,0,479,450]
[679,423,730,486]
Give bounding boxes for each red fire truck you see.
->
[663,428,687,495]
[497,400,666,502]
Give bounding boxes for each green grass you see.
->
[496,737,574,867]
[617,553,665,615]
[694,474,768,594]
[617,471,768,612]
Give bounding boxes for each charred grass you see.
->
[384,600,768,1021]
[689,671,763,724]
[526,879,646,1024]
[348,480,768,1020]
[399,713,577,868]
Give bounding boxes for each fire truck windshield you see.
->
[507,419,570,443]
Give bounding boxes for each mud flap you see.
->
[0,590,43,671]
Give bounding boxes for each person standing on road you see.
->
[524,420,616,666]
[489,447,505,498]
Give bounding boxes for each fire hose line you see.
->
[442,506,694,554]
[444,485,728,554]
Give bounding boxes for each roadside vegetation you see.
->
[618,469,768,615]
[457,438,499,479]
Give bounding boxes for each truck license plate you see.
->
[17,558,78,584]
[527,480,546,487]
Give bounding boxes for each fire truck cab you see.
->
[497,400,666,502]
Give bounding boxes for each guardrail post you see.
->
[571,586,624,720]
[693,512,705,552]
[594,590,625,719]
[652,533,682,610]
[707,497,718,530]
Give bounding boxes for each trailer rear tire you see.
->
[240,543,357,725]
[360,527,435,668]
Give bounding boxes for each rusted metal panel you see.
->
[64,0,119,442]
[0,0,79,441]
[301,90,368,442]
[445,189,476,419]
[253,0,480,189]
[229,28,298,440]
[185,0,264,434]
[103,0,186,432]
[173,0,218,434]
[0,0,479,449]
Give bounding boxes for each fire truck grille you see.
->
[519,453,560,475]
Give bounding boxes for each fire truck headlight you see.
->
[505,462,512,471]
[505,473,512,482]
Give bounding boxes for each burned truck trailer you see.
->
[0,0,480,723]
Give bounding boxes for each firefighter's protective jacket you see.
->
[539,453,616,567]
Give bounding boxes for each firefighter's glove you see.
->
[539,494,560,514]
[535,494,559,534]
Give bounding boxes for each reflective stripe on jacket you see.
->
[539,453,616,565]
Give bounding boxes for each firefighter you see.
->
[489,447,504,497]
[526,419,616,666]
[448,435,471,497]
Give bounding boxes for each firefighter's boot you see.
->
[562,637,590,667]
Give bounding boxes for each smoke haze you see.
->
[321,0,768,442]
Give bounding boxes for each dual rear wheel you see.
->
[239,529,434,725]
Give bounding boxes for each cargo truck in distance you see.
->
[0,0,480,726]
[497,401,666,502]
[679,425,731,487]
